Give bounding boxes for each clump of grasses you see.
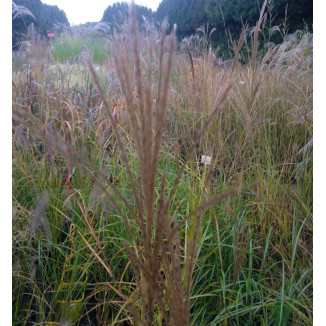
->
[12,1,312,325]
[51,32,110,64]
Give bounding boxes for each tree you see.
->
[101,2,154,31]
[156,0,200,38]
[271,0,313,33]
[38,3,69,35]
[156,0,313,56]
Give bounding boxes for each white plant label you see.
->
[201,155,212,166]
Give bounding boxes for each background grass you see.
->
[51,32,110,64]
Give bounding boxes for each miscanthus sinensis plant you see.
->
[12,1,312,325]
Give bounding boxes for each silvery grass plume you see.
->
[14,125,31,151]
[264,30,313,71]
[92,22,112,36]
[12,1,36,21]
[292,138,313,179]
[88,183,111,217]
[29,191,51,241]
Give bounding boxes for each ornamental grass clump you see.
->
[86,4,236,324]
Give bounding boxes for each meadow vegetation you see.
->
[12,2,312,325]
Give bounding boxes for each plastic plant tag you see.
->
[201,155,212,166]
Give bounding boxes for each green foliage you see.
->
[156,0,206,39]
[156,0,313,56]
[51,33,110,64]
[101,1,154,31]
